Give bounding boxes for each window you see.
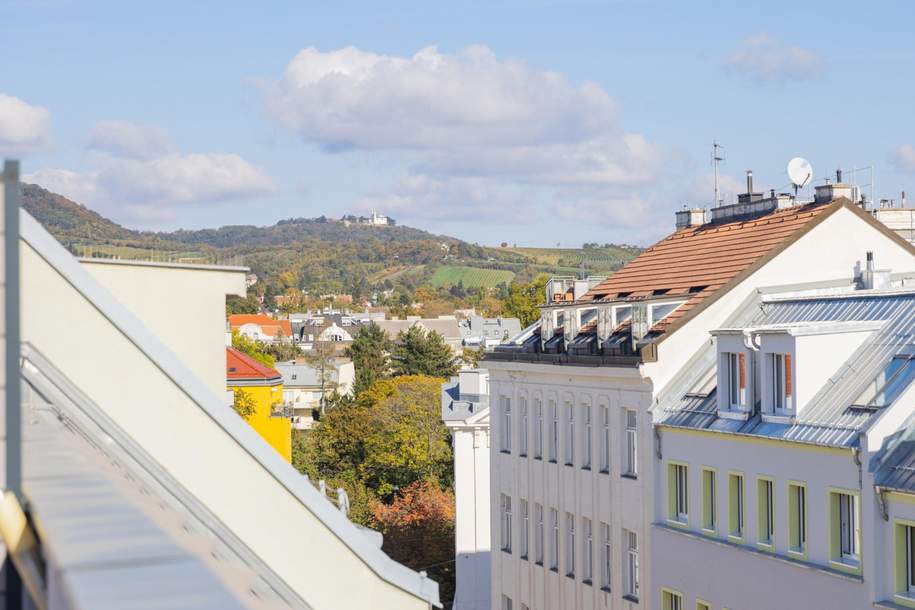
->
[831,491,859,567]
[582,406,592,470]
[894,521,915,599]
[757,478,775,546]
[534,399,543,459]
[501,594,513,610]
[624,529,639,600]
[624,409,637,477]
[662,590,683,610]
[549,401,558,462]
[550,508,559,570]
[724,351,746,409]
[565,405,575,466]
[788,482,807,554]
[600,522,611,590]
[519,398,528,457]
[500,494,512,553]
[702,468,716,531]
[668,463,689,524]
[583,517,593,584]
[770,353,794,413]
[600,406,610,473]
[696,601,711,610]
[520,499,529,560]
[854,352,915,409]
[565,512,576,577]
[535,503,544,564]
[729,473,745,538]
[501,397,512,453]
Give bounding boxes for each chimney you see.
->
[746,170,754,194]
[861,251,892,290]
[836,168,843,183]
[675,207,707,229]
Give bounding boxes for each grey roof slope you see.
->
[655,290,915,448]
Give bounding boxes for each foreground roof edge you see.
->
[19,210,441,608]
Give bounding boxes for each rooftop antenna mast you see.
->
[711,141,725,207]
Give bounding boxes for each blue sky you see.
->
[2,0,914,246]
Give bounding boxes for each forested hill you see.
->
[20,183,640,302]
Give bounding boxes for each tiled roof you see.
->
[229,314,292,338]
[580,201,840,334]
[226,347,282,383]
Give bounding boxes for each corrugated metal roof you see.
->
[656,290,915,447]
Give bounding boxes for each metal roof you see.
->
[655,290,915,447]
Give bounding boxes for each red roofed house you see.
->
[226,346,291,461]
[229,313,293,344]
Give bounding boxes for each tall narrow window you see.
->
[550,508,559,570]
[624,409,637,477]
[897,522,915,597]
[600,522,611,590]
[519,398,528,457]
[583,517,593,583]
[757,478,774,546]
[501,396,512,453]
[582,405,592,470]
[725,352,746,409]
[501,594,513,610]
[535,503,544,564]
[565,405,575,466]
[600,406,610,473]
[549,401,558,463]
[729,473,744,538]
[789,483,807,554]
[520,499,529,560]
[534,399,543,459]
[702,468,716,531]
[565,512,575,577]
[831,491,859,566]
[624,529,639,600]
[662,590,683,610]
[668,463,689,523]
[500,494,512,553]
[771,353,794,413]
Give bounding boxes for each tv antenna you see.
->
[711,141,725,206]
[786,157,813,196]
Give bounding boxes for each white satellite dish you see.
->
[787,157,813,190]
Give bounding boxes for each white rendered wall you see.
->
[449,414,492,610]
[80,259,245,397]
[487,361,653,610]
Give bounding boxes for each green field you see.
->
[502,246,637,273]
[430,265,515,289]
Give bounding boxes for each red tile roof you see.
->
[581,200,843,335]
[226,347,282,383]
[228,314,292,338]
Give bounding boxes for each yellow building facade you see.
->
[227,347,292,461]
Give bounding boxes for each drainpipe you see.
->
[852,446,862,489]
[875,486,889,521]
[654,426,662,460]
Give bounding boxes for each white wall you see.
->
[80,259,245,397]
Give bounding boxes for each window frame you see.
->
[549,508,559,571]
[534,503,544,565]
[534,398,543,459]
[600,405,610,473]
[769,352,794,415]
[500,494,513,553]
[565,512,576,578]
[519,396,528,457]
[565,402,575,467]
[582,516,593,584]
[501,396,512,453]
[829,488,861,573]
[757,476,775,549]
[600,521,611,591]
[788,481,807,557]
[582,404,592,470]
[623,409,637,478]
[623,529,639,601]
[667,461,689,525]
[894,518,915,605]
[701,467,717,533]
[520,499,529,560]
[548,401,558,463]
[728,471,745,541]
[661,588,684,610]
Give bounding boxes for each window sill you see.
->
[519,453,527,458]
[762,413,795,425]
[621,473,638,480]
[892,593,915,609]
[701,527,717,535]
[582,466,591,471]
[622,594,639,603]
[600,586,611,593]
[717,409,750,421]
[520,555,528,562]
[728,533,744,542]
[582,579,592,586]
[666,518,689,529]
[500,450,512,455]
[829,558,861,574]
[534,456,542,461]
[535,561,543,567]
[566,573,575,580]
[501,548,512,555]
[550,567,559,573]
[788,548,807,560]
[599,468,610,475]
[549,459,557,464]
[565,462,574,467]
[757,541,775,552]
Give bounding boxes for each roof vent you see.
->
[675,207,707,229]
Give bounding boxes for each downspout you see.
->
[853,446,862,490]
[654,426,662,461]
[875,486,889,522]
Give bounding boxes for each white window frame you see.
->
[534,399,543,459]
[770,352,794,414]
[520,499,529,560]
[549,401,558,463]
[600,522,611,590]
[582,405,592,470]
[501,396,512,453]
[565,403,575,466]
[519,397,528,457]
[550,508,559,570]
[535,503,544,565]
[838,492,859,563]
[600,405,610,473]
[500,494,512,553]
[759,478,774,546]
[905,523,915,594]
[624,529,639,600]
[583,517,593,584]
[624,409,637,477]
[565,512,575,577]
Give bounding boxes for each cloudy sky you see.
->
[2,1,914,246]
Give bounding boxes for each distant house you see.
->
[290,311,362,346]
[276,359,355,430]
[226,347,291,461]
[459,316,522,348]
[228,313,292,343]
[375,316,463,353]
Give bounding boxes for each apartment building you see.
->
[484,180,915,610]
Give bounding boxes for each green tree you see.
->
[501,274,549,326]
[231,330,276,368]
[232,389,257,420]
[391,326,458,378]
[263,340,302,363]
[345,323,391,395]
[225,294,260,315]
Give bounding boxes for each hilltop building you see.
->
[2,163,439,610]
[484,176,915,610]
[341,211,396,227]
[227,347,292,461]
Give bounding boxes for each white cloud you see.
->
[724,33,823,83]
[892,144,915,173]
[89,120,172,159]
[0,92,49,153]
[26,122,276,223]
[686,172,746,206]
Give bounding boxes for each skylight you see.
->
[852,349,915,410]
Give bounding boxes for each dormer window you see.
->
[713,329,753,418]
[723,352,747,410]
[769,353,794,414]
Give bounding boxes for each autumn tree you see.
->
[373,480,456,605]
[232,389,257,420]
[231,330,275,367]
[345,322,391,395]
[391,326,458,378]
[501,274,549,326]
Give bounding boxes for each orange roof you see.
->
[580,200,843,335]
[228,314,292,338]
[226,347,281,383]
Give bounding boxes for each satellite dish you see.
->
[787,157,813,190]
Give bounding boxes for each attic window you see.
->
[229,367,237,373]
[591,293,609,301]
[617,291,632,298]
[689,285,709,294]
[852,351,915,410]
[652,288,671,296]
